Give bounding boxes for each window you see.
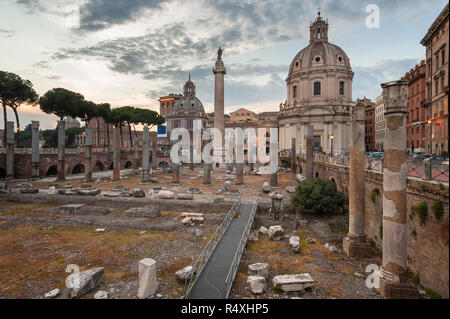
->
[315,57,321,62]
[293,85,297,99]
[339,82,345,96]
[246,113,250,116]
[236,114,239,117]
[442,49,445,66]
[314,82,321,96]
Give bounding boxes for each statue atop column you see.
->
[217,46,223,60]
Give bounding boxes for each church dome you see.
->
[288,13,351,76]
[173,75,205,114]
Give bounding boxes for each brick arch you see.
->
[0,166,5,179]
[124,161,133,169]
[46,165,58,177]
[71,164,85,175]
[93,162,104,172]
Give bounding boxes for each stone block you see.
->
[66,267,104,298]
[286,186,296,193]
[77,189,101,196]
[175,266,193,283]
[248,263,269,277]
[268,225,284,241]
[177,193,194,200]
[19,188,39,194]
[259,226,269,235]
[137,258,158,299]
[222,181,231,191]
[262,182,271,193]
[272,273,314,292]
[132,189,146,198]
[60,204,85,215]
[94,291,108,299]
[158,190,174,199]
[289,236,300,253]
[125,207,161,218]
[247,276,266,294]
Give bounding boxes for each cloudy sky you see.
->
[0,0,447,129]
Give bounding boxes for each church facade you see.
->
[279,13,354,155]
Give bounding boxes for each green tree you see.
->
[77,100,98,128]
[291,178,345,215]
[39,88,85,121]
[0,71,39,142]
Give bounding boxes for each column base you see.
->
[343,235,373,258]
[203,181,212,185]
[379,278,420,299]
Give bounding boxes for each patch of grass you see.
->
[425,288,441,299]
[431,200,444,221]
[411,202,428,225]
[12,244,23,250]
[411,273,420,285]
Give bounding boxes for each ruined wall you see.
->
[310,160,449,298]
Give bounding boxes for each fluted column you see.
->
[343,101,371,257]
[142,126,150,183]
[113,126,121,181]
[379,80,418,299]
[290,138,296,174]
[57,120,65,181]
[306,126,314,181]
[5,122,15,178]
[213,48,226,169]
[84,127,93,182]
[31,121,40,179]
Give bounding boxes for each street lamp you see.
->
[427,120,432,155]
[330,134,335,157]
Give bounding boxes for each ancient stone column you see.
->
[5,122,15,178]
[343,101,371,257]
[137,258,158,299]
[113,126,121,181]
[134,136,139,170]
[31,121,40,179]
[213,47,226,169]
[379,80,418,299]
[290,138,296,174]
[142,127,150,183]
[57,120,65,181]
[151,142,157,169]
[203,163,212,185]
[84,127,93,182]
[306,126,314,181]
[236,162,244,185]
[189,144,194,170]
[172,163,180,184]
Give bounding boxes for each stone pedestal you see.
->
[57,121,65,181]
[31,121,40,178]
[236,163,244,185]
[379,80,418,299]
[142,127,150,183]
[84,127,93,182]
[306,126,313,181]
[344,101,372,257]
[137,258,158,299]
[290,138,296,174]
[113,126,121,181]
[5,122,15,178]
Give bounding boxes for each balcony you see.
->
[421,99,431,107]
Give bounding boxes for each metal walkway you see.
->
[185,198,258,299]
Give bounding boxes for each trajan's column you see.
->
[213,47,226,168]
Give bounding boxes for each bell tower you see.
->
[183,74,196,97]
[309,10,329,43]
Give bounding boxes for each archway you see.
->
[93,162,104,172]
[46,166,58,177]
[0,167,5,179]
[108,163,114,170]
[124,161,133,169]
[331,178,336,184]
[315,172,319,178]
[72,164,85,175]
[299,166,303,174]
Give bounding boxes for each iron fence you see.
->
[184,196,241,298]
[224,196,259,298]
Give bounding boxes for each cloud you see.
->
[16,0,45,13]
[0,28,15,38]
[353,58,423,100]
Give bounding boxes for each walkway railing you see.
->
[184,196,241,298]
[224,196,259,298]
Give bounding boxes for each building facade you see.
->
[279,12,354,155]
[421,3,449,155]
[402,60,427,153]
[229,108,256,122]
[374,94,385,151]
[362,97,376,152]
